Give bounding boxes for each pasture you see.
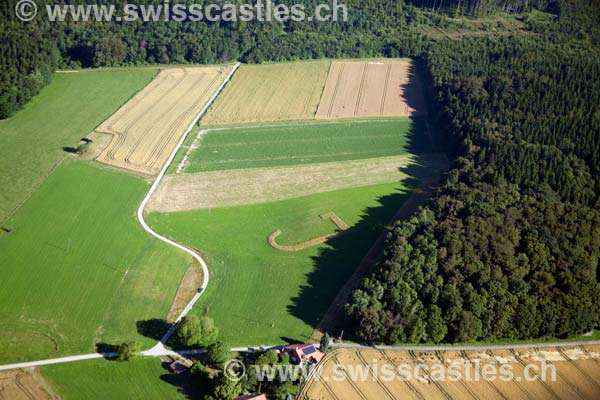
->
[299,346,600,400]
[147,181,416,345]
[0,160,189,363]
[96,66,234,175]
[316,60,426,119]
[41,358,184,399]
[201,62,330,125]
[0,69,156,224]
[179,118,432,173]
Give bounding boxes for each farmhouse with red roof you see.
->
[282,344,324,365]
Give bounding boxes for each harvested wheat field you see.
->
[96,66,233,174]
[202,62,330,125]
[0,370,56,400]
[298,346,600,400]
[148,154,448,212]
[316,60,426,119]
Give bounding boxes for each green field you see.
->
[148,180,416,345]
[0,160,189,363]
[41,358,185,400]
[0,69,157,223]
[181,118,432,173]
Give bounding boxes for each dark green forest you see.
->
[2,0,599,118]
[346,35,600,343]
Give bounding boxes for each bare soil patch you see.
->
[95,66,233,175]
[316,60,426,119]
[148,154,448,212]
[202,62,330,126]
[0,370,56,400]
[165,262,203,323]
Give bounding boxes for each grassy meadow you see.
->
[0,160,189,363]
[148,180,416,345]
[41,358,185,400]
[0,69,157,223]
[181,118,431,173]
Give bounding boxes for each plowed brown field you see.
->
[202,62,330,126]
[316,60,426,119]
[299,346,600,400]
[96,66,233,175]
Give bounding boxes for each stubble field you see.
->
[96,66,233,175]
[299,346,600,400]
[0,369,56,400]
[201,62,330,126]
[316,60,426,119]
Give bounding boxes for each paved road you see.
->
[3,340,600,372]
[333,340,600,352]
[137,62,240,349]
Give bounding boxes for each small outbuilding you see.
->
[168,360,189,374]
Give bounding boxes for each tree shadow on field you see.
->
[160,370,203,399]
[95,343,119,360]
[62,146,79,154]
[402,61,429,120]
[286,183,414,340]
[136,318,172,341]
[287,66,447,339]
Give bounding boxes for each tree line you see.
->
[5,0,595,119]
[345,35,600,344]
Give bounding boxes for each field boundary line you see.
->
[137,62,240,352]
[176,130,207,174]
[0,158,66,228]
[201,117,413,132]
